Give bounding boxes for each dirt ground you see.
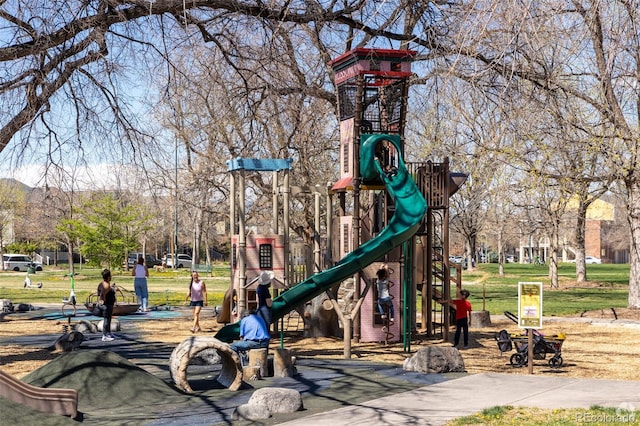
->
[1,307,640,381]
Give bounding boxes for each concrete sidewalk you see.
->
[279,373,640,425]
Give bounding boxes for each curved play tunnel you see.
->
[169,336,243,393]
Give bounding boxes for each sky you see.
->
[0,161,139,191]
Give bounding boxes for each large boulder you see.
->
[232,387,303,421]
[403,346,466,373]
[232,402,271,421]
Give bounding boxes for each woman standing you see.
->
[185,271,207,332]
[99,269,117,342]
[256,271,274,327]
[132,256,149,312]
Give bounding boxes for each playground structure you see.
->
[0,49,470,418]
[216,48,466,349]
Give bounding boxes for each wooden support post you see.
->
[273,348,295,377]
[248,348,269,378]
[242,366,261,381]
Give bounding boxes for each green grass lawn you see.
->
[0,264,232,308]
[459,263,630,316]
[450,405,639,426]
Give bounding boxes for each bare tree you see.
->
[6,1,640,310]
[422,0,640,306]
[0,179,27,269]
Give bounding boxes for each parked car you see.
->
[126,253,162,269]
[164,254,192,269]
[567,256,602,264]
[3,254,43,272]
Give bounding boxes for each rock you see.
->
[403,346,465,373]
[74,320,98,334]
[232,402,271,421]
[232,387,303,421]
[97,318,120,332]
[247,387,303,414]
[49,331,84,352]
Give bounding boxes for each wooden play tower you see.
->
[328,48,414,344]
[328,48,466,345]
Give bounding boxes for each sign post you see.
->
[518,282,543,374]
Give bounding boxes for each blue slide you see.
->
[215,134,427,342]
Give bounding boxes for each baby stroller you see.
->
[495,311,565,368]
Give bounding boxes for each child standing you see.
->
[441,289,472,348]
[185,271,207,333]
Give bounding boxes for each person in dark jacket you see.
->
[98,269,117,342]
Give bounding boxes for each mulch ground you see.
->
[2,306,639,381]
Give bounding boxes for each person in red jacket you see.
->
[441,289,472,348]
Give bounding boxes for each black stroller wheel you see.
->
[510,353,526,367]
[549,356,563,368]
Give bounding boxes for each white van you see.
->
[2,254,43,272]
[164,254,192,269]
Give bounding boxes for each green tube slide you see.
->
[215,134,427,342]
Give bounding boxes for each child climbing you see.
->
[376,265,394,325]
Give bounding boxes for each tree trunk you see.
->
[627,180,640,308]
[66,240,74,276]
[575,202,588,282]
[497,232,504,276]
[549,220,559,289]
[0,230,3,271]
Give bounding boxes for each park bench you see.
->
[193,264,213,274]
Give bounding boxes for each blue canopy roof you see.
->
[226,158,293,172]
